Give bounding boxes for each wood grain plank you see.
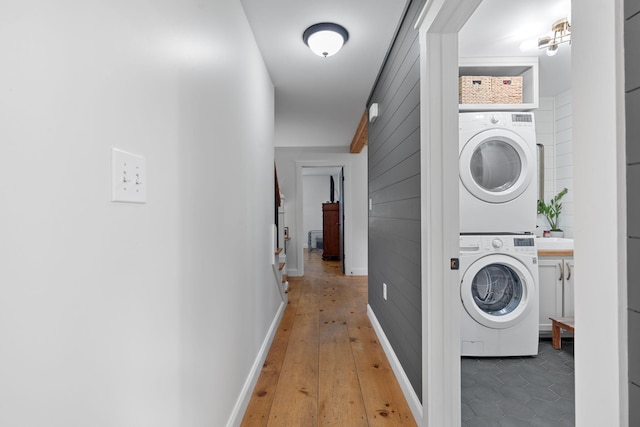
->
[318,322,368,426]
[266,277,319,426]
[263,277,303,371]
[349,320,417,426]
[241,370,280,427]
[241,278,304,427]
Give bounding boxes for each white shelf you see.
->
[459,57,539,111]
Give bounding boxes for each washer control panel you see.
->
[460,235,537,255]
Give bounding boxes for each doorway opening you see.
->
[418,0,624,425]
[295,160,353,277]
[301,166,345,274]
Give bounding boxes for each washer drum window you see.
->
[460,254,535,329]
[472,264,523,316]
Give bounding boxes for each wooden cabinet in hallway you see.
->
[322,202,340,260]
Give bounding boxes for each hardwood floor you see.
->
[241,250,417,426]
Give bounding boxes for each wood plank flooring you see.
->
[241,250,417,426]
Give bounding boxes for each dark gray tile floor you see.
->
[462,338,574,427]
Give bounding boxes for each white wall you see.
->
[303,175,330,248]
[0,1,281,426]
[275,147,368,276]
[535,97,557,234]
[535,91,574,237]
[573,0,627,425]
[554,90,574,237]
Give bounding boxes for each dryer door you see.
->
[461,254,535,329]
[459,129,534,204]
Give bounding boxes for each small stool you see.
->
[550,317,574,350]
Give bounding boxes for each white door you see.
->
[459,128,534,204]
[461,254,535,329]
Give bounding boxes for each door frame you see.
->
[415,0,627,425]
[415,2,480,425]
[294,160,352,277]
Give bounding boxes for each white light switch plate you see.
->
[111,148,146,203]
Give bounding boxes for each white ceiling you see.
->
[240,0,409,148]
[241,0,571,149]
[460,0,571,97]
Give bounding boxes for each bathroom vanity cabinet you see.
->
[538,254,574,335]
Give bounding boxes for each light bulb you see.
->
[546,44,559,56]
[307,30,344,57]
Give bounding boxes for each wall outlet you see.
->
[383,282,387,301]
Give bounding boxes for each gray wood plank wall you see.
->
[626,2,640,425]
[368,0,425,401]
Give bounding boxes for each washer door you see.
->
[460,129,534,204]
[461,254,535,329]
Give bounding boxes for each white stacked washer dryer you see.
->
[459,112,539,357]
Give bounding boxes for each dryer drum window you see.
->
[471,264,523,316]
[470,140,522,192]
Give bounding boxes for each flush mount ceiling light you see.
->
[303,23,349,58]
[538,18,571,57]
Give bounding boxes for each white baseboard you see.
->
[348,267,368,276]
[367,304,423,425]
[287,268,300,277]
[226,300,286,427]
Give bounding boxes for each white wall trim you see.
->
[226,300,287,427]
[572,1,628,425]
[271,264,288,301]
[615,2,629,422]
[416,1,481,426]
[350,267,368,276]
[294,160,353,276]
[367,304,423,425]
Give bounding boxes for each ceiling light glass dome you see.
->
[303,23,349,58]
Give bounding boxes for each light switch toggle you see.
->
[111,148,146,203]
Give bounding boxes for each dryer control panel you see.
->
[459,111,535,130]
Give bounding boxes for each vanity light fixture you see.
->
[303,23,349,58]
[538,18,571,57]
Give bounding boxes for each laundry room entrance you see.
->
[455,1,576,425]
[416,0,625,426]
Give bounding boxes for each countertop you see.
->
[538,249,574,257]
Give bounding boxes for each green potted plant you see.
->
[537,187,568,237]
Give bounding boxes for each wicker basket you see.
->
[491,76,523,104]
[459,76,492,104]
